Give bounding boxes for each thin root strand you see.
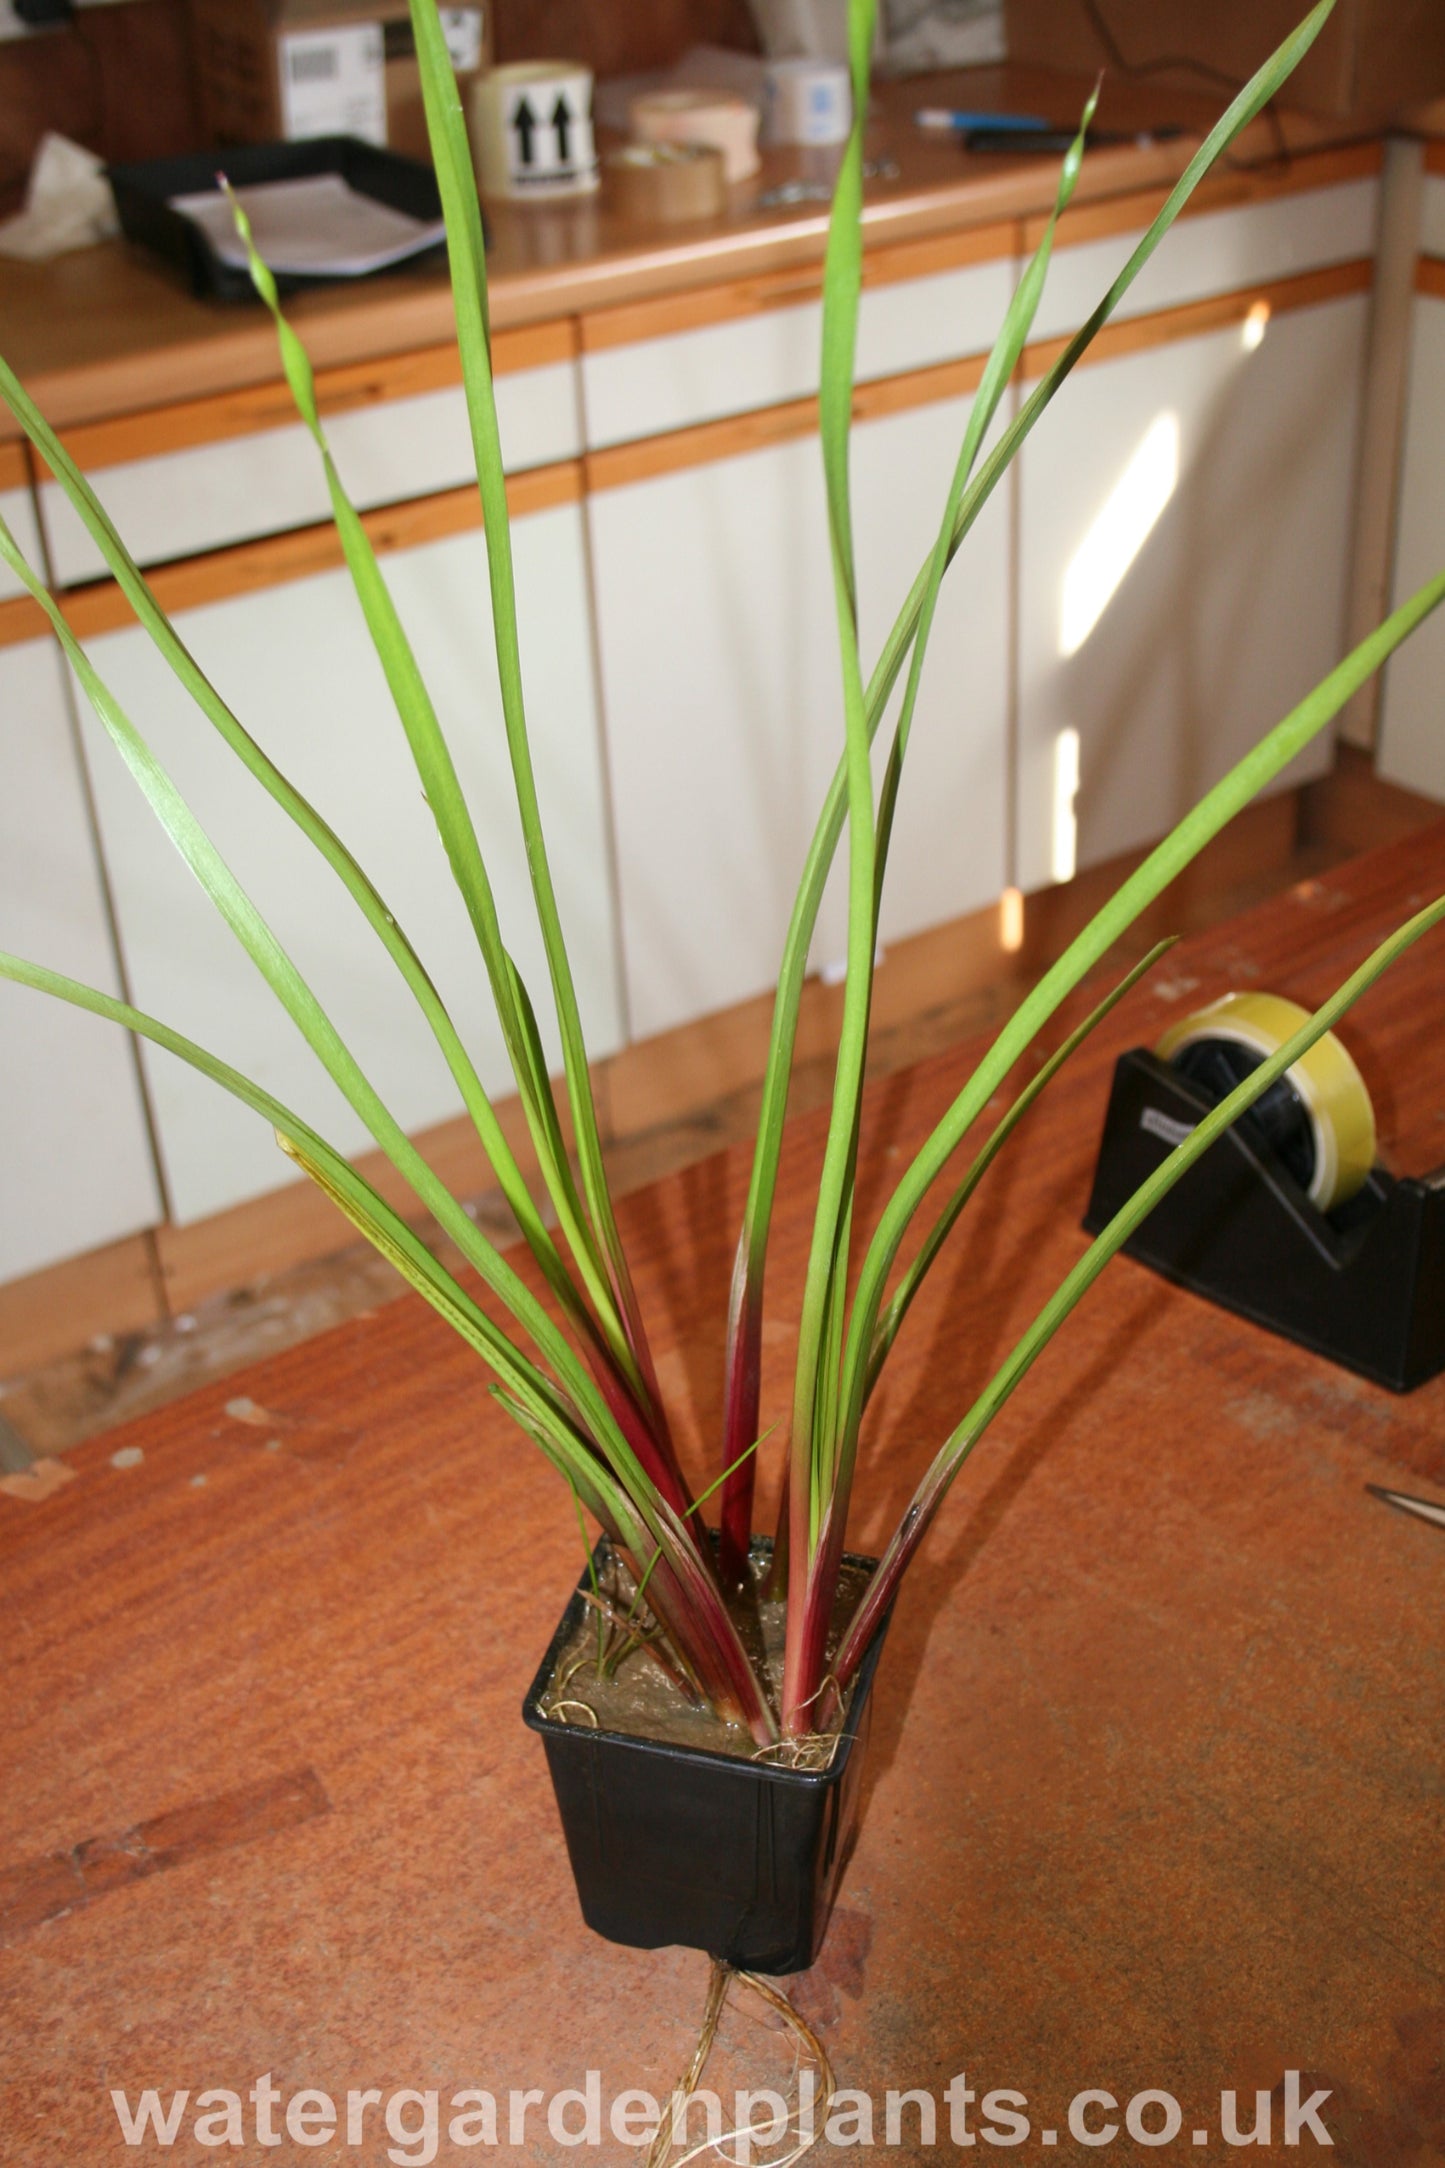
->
[644,1958,835,2167]
[750,1733,841,1773]
[544,1697,599,1727]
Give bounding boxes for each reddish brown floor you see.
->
[1,831,1443,2165]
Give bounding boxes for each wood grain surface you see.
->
[1,826,1442,2165]
[493,0,758,74]
[0,67,1360,437]
[0,0,203,217]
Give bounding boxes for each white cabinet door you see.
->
[1377,294,1445,801]
[589,389,1009,1043]
[1029,176,1379,345]
[856,396,1011,957]
[581,256,1015,450]
[0,485,42,603]
[588,431,840,1042]
[1016,295,1367,893]
[1420,173,1445,258]
[74,504,622,1224]
[0,636,164,1282]
[41,362,582,586]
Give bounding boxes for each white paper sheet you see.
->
[170,174,445,279]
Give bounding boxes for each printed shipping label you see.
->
[280,24,387,147]
[440,6,485,72]
[502,76,596,188]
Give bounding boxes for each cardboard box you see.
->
[1004,0,1445,122]
[189,0,491,157]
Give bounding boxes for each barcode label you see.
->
[440,5,483,71]
[280,24,386,146]
[289,45,339,82]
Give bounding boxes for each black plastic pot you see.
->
[523,1538,889,1976]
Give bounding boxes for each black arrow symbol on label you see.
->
[512,94,537,166]
[551,93,573,166]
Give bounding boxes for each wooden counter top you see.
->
[0,65,1365,436]
[2,826,1442,2156]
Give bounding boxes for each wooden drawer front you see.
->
[581,256,1015,451]
[41,361,581,586]
[1378,295,1445,802]
[0,485,42,604]
[1028,180,1378,346]
[1,638,164,1282]
[1422,173,1445,260]
[73,503,622,1225]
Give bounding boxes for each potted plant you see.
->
[0,0,1441,2108]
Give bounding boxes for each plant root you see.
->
[644,1959,835,2167]
[542,1655,602,1727]
[580,1580,703,1705]
[544,1697,599,1727]
[646,1959,732,2168]
[794,1671,846,1734]
[749,1733,841,1773]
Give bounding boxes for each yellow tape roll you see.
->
[1156,991,1376,1214]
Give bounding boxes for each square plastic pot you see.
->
[523,1537,889,1976]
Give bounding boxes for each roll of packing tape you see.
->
[629,90,761,185]
[468,61,599,201]
[763,57,852,146]
[1156,990,1376,1214]
[604,141,727,224]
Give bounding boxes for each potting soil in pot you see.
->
[540,1548,874,1761]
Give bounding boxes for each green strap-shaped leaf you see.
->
[727,2,1337,1537]
[827,562,1445,1535]
[787,0,880,1583]
[0,947,576,1430]
[406,0,652,1378]
[225,191,650,1402]
[832,889,1445,1688]
[0,529,657,1497]
[816,0,874,627]
[717,68,1096,1576]
[865,939,1177,1396]
[1,943,781,1724]
[0,354,584,1335]
[871,85,1097,912]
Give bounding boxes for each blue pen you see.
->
[915,107,1049,133]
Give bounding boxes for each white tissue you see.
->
[0,133,120,261]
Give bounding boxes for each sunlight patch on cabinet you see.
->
[1059,411,1180,659]
[1241,299,1272,353]
[1051,727,1081,886]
